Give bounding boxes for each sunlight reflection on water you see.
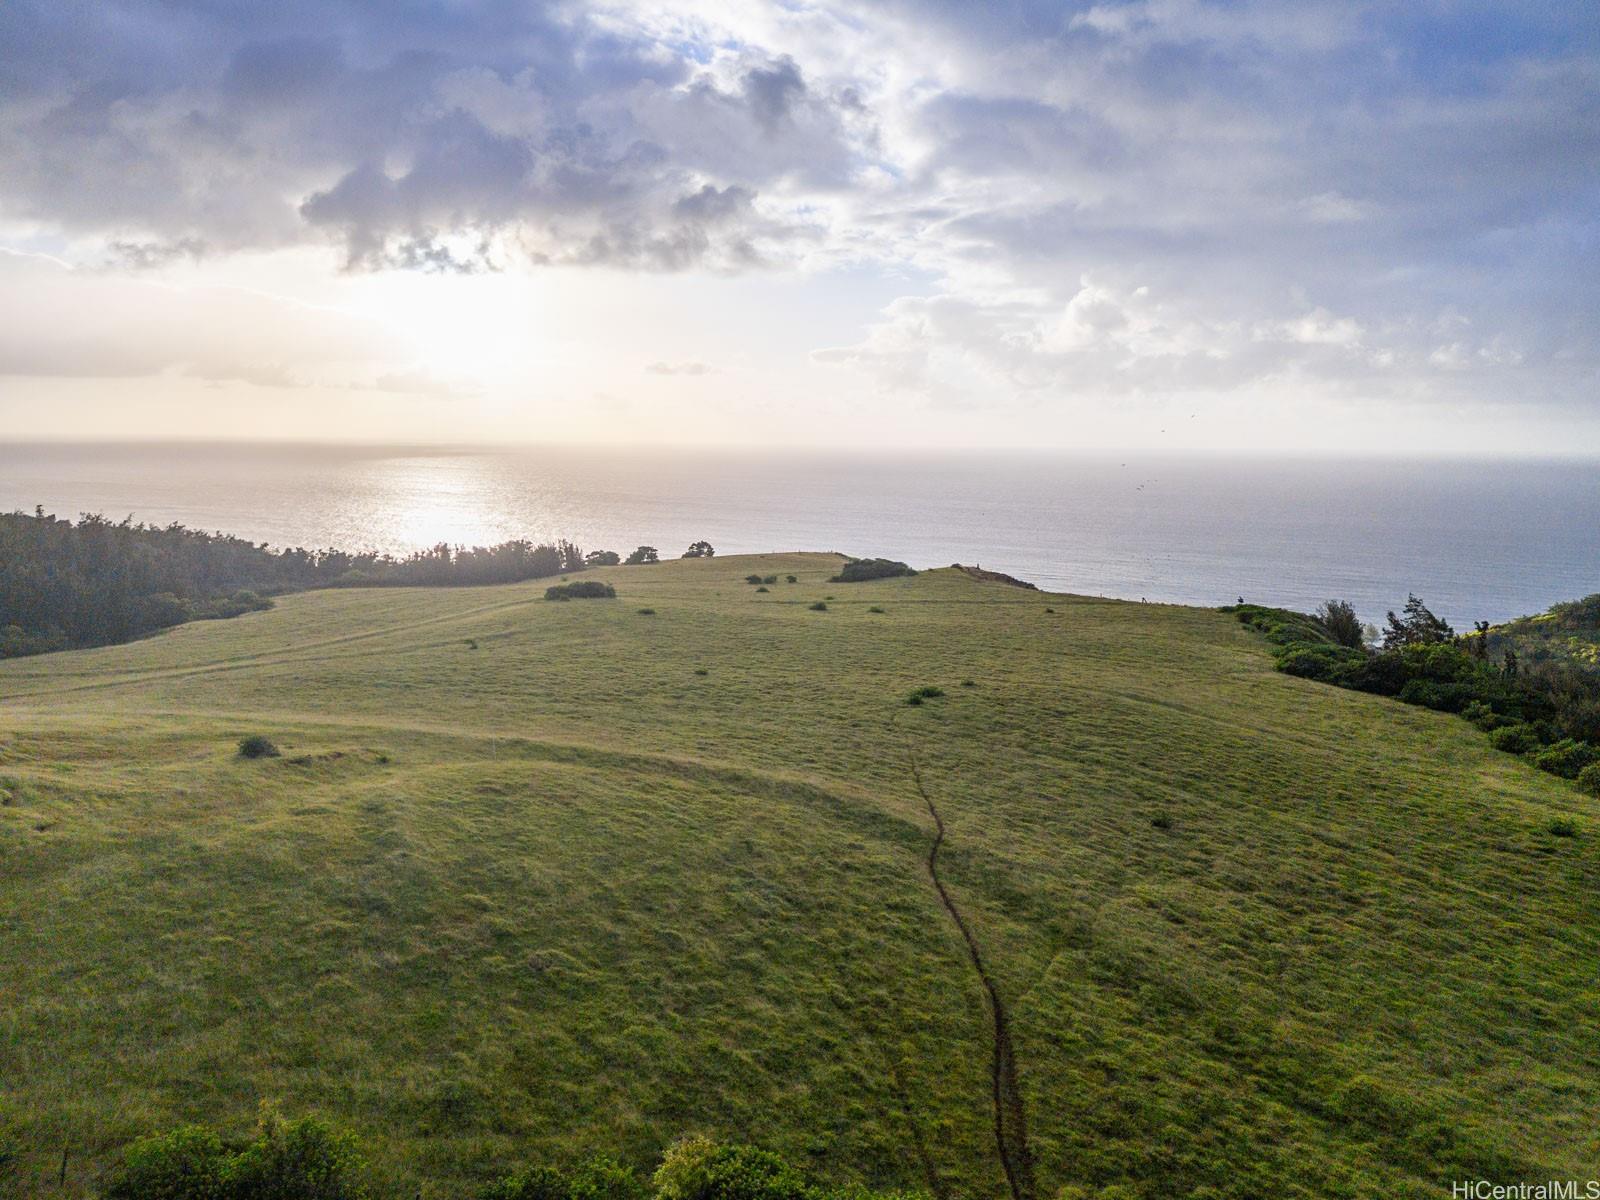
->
[4,442,1597,625]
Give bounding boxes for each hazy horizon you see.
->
[6,440,1595,626]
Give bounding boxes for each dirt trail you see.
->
[907,749,1037,1200]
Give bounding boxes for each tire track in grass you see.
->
[908,747,1037,1200]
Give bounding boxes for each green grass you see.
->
[2,553,1597,1198]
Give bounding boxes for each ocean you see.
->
[2,442,1596,626]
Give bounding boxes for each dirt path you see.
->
[908,749,1037,1200]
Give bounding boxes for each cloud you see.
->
[0,248,411,385]
[0,4,868,272]
[644,360,714,375]
[1,0,1595,425]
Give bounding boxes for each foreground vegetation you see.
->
[1233,594,1600,797]
[99,1110,914,1200]
[2,554,1597,1198]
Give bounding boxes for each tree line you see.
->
[0,507,718,658]
[1231,592,1600,796]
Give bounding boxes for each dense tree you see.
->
[682,540,715,558]
[1382,594,1455,649]
[0,508,596,658]
[585,550,621,566]
[626,546,660,565]
[1316,599,1364,648]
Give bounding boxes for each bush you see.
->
[907,685,944,703]
[106,1112,366,1200]
[762,576,778,585]
[745,575,764,585]
[1531,738,1597,780]
[1549,817,1579,838]
[785,576,797,584]
[755,586,769,593]
[809,602,827,611]
[225,1112,366,1199]
[653,1138,812,1200]
[545,581,617,601]
[483,1158,644,1200]
[1278,644,1364,683]
[1578,762,1600,797]
[830,559,915,583]
[867,606,885,614]
[1488,723,1542,755]
[237,735,280,759]
[1461,700,1509,730]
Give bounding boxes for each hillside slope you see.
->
[2,555,1596,1199]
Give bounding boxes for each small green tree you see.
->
[584,550,621,567]
[1382,594,1454,650]
[681,541,715,558]
[1316,600,1364,649]
[625,546,659,565]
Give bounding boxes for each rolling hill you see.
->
[2,554,1596,1199]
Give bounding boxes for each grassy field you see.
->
[2,554,1597,1199]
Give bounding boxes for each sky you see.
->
[0,0,1596,452]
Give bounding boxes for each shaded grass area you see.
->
[3,553,1598,1198]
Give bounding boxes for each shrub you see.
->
[762,576,778,585]
[545,581,616,601]
[745,575,764,585]
[906,686,944,703]
[653,1138,811,1200]
[867,606,885,614]
[482,1166,571,1200]
[1531,738,1597,780]
[785,576,797,584]
[637,608,656,616]
[1578,762,1600,797]
[1151,814,1173,831]
[1549,817,1578,838]
[809,602,827,611]
[755,586,769,593]
[961,678,976,687]
[694,669,709,676]
[1461,700,1508,730]
[224,1112,366,1199]
[1278,644,1363,683]
[1488,723,1542,755]
[484,1158,644,1200]
[238,735,280,759]
[830,558,915,583]
[105,1112,366,1200]
[106,1125,229,1200]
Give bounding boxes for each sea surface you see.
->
[3,442,1596,626]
